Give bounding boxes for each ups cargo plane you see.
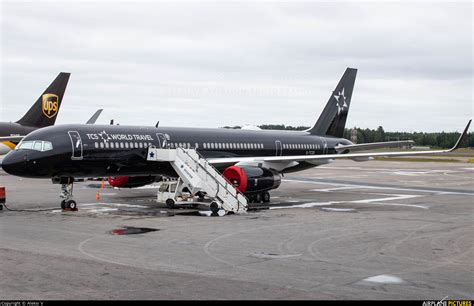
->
[0,72,105,156]
[0,72,70,154]
[1,68,471,210]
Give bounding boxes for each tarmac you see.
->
[0,159,473,300]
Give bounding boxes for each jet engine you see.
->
[108,175,160,188]
[222,166,281,196]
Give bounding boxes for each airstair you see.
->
[147,147,248,214]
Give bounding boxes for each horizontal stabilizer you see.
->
[0,136,25,142]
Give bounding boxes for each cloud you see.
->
[1,1,472,132]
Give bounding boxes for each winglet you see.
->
[86,109,103,124]
[451,119,471,151]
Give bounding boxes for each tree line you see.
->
[222,124,473,149]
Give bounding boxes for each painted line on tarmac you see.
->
[283,178,474,195]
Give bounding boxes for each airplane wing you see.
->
[335,140,414,152]
[208,120,471,166]
[86,109,103,124]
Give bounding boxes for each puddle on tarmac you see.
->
[109,226,159,235]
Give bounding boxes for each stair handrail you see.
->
[179,148,248,209]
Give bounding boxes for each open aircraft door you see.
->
[68,131,83,160]
[156,133,169,149]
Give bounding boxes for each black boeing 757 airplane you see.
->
[1,68,471,210]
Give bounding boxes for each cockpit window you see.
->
[43,142,53,151]
[17,141,53,152]
[33,141,42,151]
[17,141,33,150]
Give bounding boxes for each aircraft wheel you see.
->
[60,200,66,210]
[66,200,77,209]
[166,199,175,209]
[210,202,220,214]
[263,192,270,203]
[255,193,263,203]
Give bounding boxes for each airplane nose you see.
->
[1,151,28,176]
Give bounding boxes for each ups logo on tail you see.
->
[42,93,59,118]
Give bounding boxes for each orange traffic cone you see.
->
[96,192,101,201]
[101,180,105,189]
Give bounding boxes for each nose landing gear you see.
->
[53,177,78,211]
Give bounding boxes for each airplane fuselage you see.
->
[1,124,351,179]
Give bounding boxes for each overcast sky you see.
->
[1,0,472,132]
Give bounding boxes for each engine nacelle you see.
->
[108,176,160,188]
[222,166,281,194]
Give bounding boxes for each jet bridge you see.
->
[147,147,248,215]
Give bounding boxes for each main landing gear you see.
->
[54,177,77,210]
[247,191,271,204]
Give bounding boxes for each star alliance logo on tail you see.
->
[334,88,348,115]
[42,93,59,118]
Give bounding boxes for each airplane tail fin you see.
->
[306,68,357,137]
[16,72,71,128]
